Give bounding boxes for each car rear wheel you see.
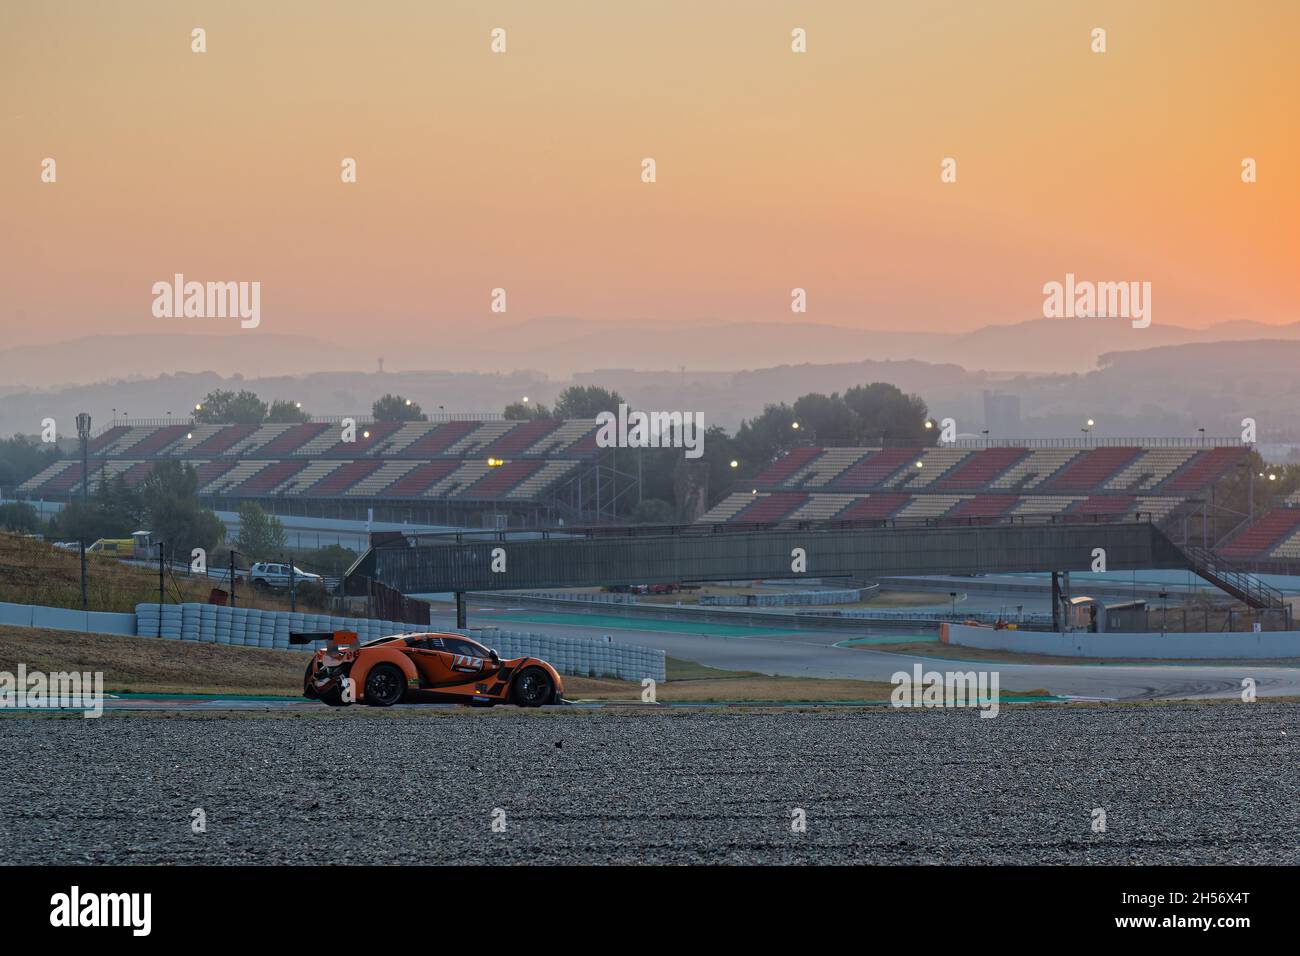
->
[318,684,347,707]
[511,667,553,707]
[303,661,318,699]
[364,663,406,707]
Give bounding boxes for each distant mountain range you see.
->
[0,333,367,392]
[455,316,1300,377]
[4,316,1298,389]
[5,339,1300,449]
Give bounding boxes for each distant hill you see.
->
[7,339,1300,445]
[0,334,367,390]
[4,317,1298,389]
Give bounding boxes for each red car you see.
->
[295,630,564,708]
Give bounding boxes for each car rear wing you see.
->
[289,630,359,648]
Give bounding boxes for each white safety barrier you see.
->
[134,604,665,682]
[699,588,865,607]
[943,621,1300,660]
[461,628,664,683]
[0,600,137,635]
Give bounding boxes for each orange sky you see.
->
[2,0,1296,350]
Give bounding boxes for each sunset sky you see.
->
[2,0,1296,353]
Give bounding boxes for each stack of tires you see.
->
[180,603,201,642]
[229,606,249,646]
[273,613,291,650]
[135,603,160,638]
[200,603,218,644]
[158,603,182,639]
[214,605,233,646]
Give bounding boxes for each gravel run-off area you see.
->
[1,703,1296,864]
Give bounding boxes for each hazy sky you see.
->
[2,0,1296,351]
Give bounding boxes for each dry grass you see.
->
[0,625,907,701]
[564,656,1050,701]
[0,532,319,615]
[566,673,903,701]
[0,624,303,695]
[0,625,928,702]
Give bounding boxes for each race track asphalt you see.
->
[443,606,1300,702]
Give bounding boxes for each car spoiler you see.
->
[289,630,359,647]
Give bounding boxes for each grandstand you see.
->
[1218,507,1300,563]
[18,417,621,528]
[701,442,1251,543]
[19,422,1298,571]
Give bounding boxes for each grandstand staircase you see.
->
[1180,543,1286,610]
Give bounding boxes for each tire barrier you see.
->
[133,604,665,683]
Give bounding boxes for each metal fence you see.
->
[880,436,1243,449]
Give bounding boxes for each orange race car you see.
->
[294,630,564,708]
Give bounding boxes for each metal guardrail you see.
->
[398,510,1161,545]
[881,437,1244,449]
[91,413,503,436]
[93,418,194,435]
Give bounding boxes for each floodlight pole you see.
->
[157,541,165,637]
[284,554,296,612]
[230,550,239,608]
[75,413,91,611]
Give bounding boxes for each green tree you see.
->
[734,402,801,466]
[298,543,359,577]
[842,382,934,444]
[49,474,143,542]
[266,399,310,423]
[0,435,61,489]
[234,502,286,560]
[697,425,741,507]
[629,498,675,525]
[137,460,224,557]
[194,389,268,425]
[0,434,61,489]
[0,502,41,533]
[553,385,625,419]
[504,401,554,421]
[792,392,861,445]
[372,394,428,422]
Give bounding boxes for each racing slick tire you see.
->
[303,661,318,699]
[511,666,554,708]
[318,684,348,707]
[363,663,406,707]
